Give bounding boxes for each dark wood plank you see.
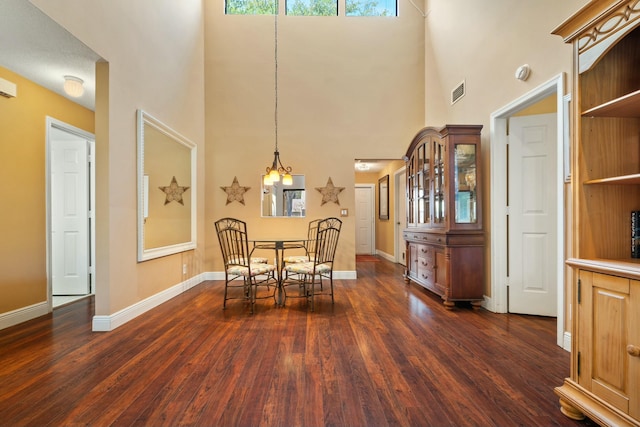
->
[0,259,597,427]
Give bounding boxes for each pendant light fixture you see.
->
[263,13,293,186]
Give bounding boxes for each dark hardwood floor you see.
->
[0,258,596,427]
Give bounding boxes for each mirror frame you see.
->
[261,175,306,217]
[137,110,197,261]
[378,174,389,220]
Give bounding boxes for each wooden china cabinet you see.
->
[403,125,484,308]
[553,1,640,426]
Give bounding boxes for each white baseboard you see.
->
[206,271,224,281]
[563,331,571,352]
[334,270,357,279]
[0,301,50,331]
[375,250,395,262]
[479,295,492,312]
[92,272,206,332]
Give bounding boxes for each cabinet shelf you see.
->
[582,89,640,117]
[553,4,640,424]
[584,173,640,185]
[566,257,640,280]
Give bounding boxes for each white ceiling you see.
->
[0,0,101,110]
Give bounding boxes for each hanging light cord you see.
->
[274,13,279,153]
[264,12,292,185]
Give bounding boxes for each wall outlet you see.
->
[182,264,187,275]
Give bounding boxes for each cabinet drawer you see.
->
[404,232,445,245]
[423,234,445,245]
[593,272,630,294]
[418,245,434,261]
[417,246,435,284]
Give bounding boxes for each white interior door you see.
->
[355,185,374,255]
[395,169,406,266]
[508,113,557,316]
[51,129,90,295]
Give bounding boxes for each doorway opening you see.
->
[46,117,96,309]
[355,184,375,255]
[489,73,568,349]
[354,159,406,262]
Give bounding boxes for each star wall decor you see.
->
[158,176,190,205]
[315,177,345,206]
[221,176,250,205]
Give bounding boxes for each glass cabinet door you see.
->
[419,142,431,225]
[433,138,445,225]
[454,144,477,224]
[407,153,415,225]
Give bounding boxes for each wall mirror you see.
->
[137,110,197,261]
[261,175,306,217]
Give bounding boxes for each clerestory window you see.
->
[225,0,397,16]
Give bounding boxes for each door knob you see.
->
[627,345,640,358]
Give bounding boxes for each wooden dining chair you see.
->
[283,217,342,311]
[214,217,277,313]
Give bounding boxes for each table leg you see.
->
[274,248,286,306]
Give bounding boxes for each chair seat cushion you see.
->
[283,255,312,263]
[230,256,269,265]
[227,263,276,277]
[284,262,331,275]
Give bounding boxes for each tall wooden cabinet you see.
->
[553,1,640,426]
[403,125,484,308]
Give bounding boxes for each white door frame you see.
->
[489,73,566,348]
[355,184,375,255]
[45,117,96,308]
[394,166,406,264]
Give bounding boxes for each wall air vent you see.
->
[0,77,17,98]
[451,80,465,105]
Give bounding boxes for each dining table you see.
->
[250,238,308,306]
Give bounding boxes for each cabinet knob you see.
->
[627,345,640,358]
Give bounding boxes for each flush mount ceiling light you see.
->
[63,75,84,97]
[356,161,370,171]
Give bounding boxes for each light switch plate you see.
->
[340,209,348,217]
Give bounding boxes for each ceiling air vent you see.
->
[451,80,465,105]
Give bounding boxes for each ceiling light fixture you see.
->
[263,14,293,187]
[356,162,370,171]
[63,75,84,97]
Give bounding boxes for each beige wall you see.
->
[424,0,587,302]
[204,3,426,272]
[0,66,94,314]
[30,0,206,316]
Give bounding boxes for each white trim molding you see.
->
[375,250,395,262]
[489,73,567,348]
[92,273,206,332]
[0,301,50,331]
[563,331,571,352]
